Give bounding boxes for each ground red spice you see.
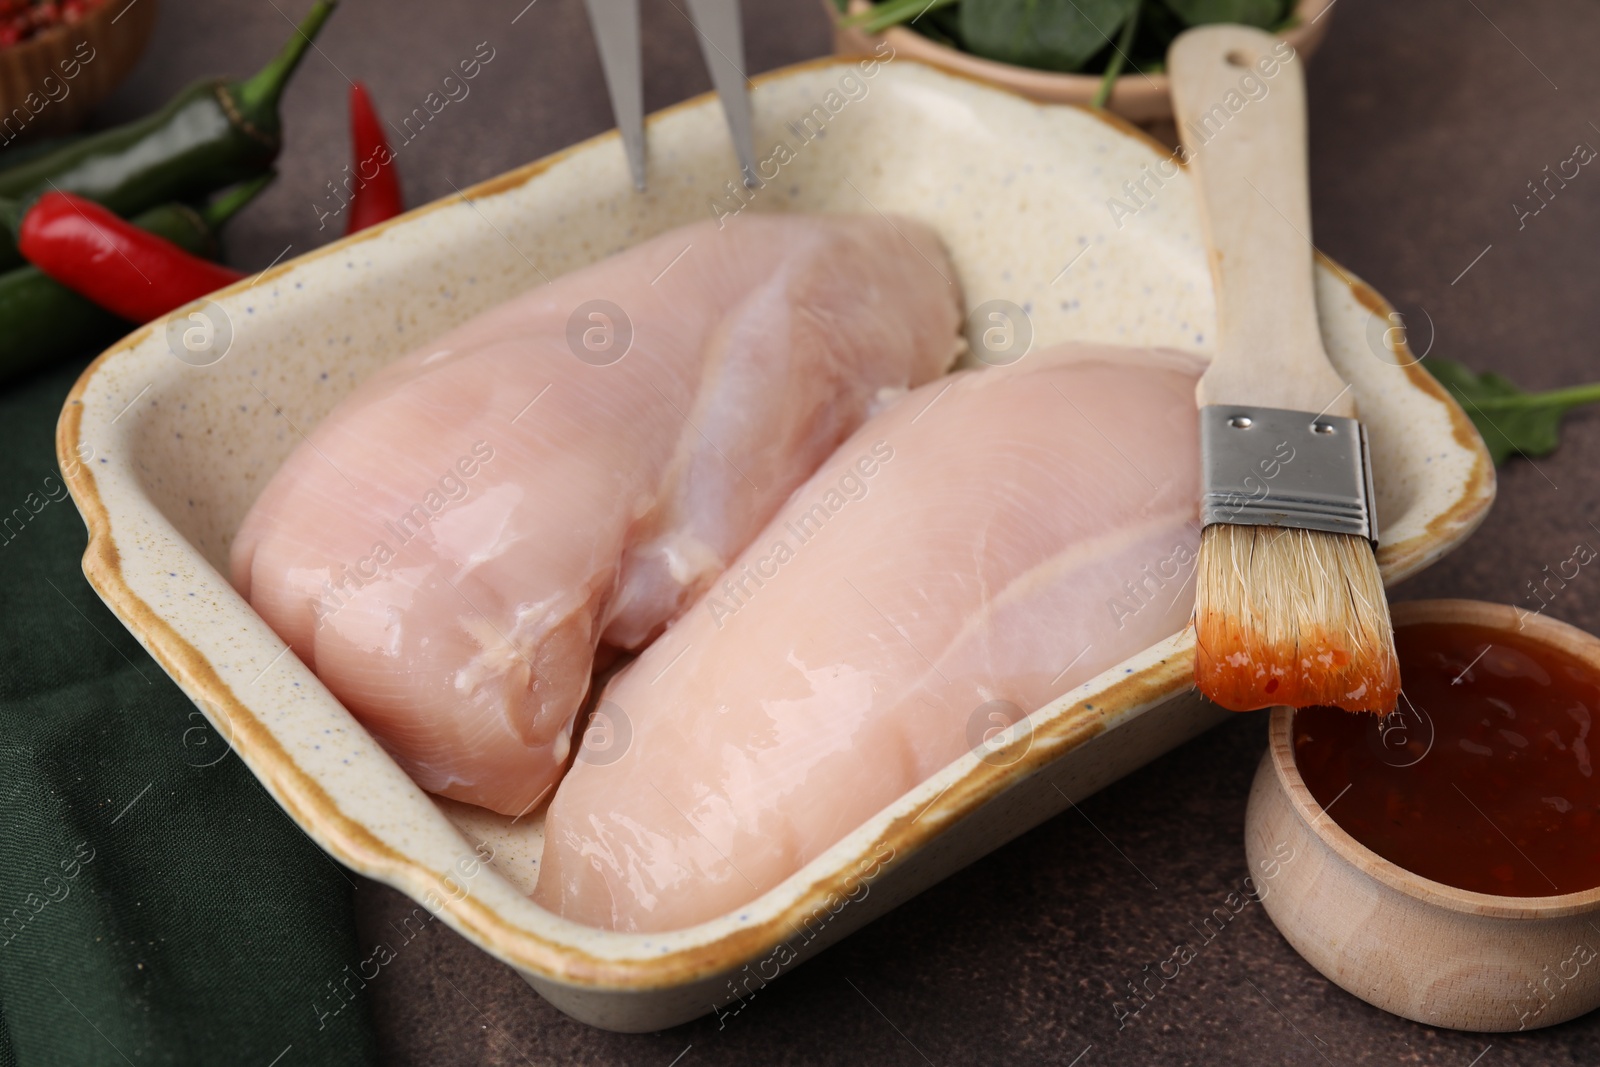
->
[0,1,104,48]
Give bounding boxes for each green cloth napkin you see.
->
[0,359,379,1066]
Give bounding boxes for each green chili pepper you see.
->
[0,0,335,271]
[0,174,274,386]
[0,132,89,176]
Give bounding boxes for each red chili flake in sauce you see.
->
[1294,621,1599,897]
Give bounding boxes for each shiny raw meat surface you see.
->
[535,345,1204,932]
[231,215,963,816]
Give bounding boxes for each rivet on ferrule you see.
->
[1198,404,1378,544]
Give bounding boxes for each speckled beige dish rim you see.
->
[56,55,1496,993]
[1269,599,1600,921]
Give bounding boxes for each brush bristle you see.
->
[1194,524,1399,713]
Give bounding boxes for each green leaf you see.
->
[913,8,964,49]
[1092,2,1141,107]
[959,0,1141,73]
[1132,0,1188,59]
[1423,356,1600,466]
[1162,0,1286,29]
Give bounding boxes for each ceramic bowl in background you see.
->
[1248,600,1600,1032]
[830,0,1335,123]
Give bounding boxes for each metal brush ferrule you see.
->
[1199,405,1378,544]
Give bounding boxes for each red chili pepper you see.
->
[346,82,403,234]
[18,191,243,322]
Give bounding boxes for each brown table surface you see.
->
[103,0,1600,1062]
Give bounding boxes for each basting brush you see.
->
[1168,26,1399,714]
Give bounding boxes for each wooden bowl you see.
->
[830,0,1336,124]
[0,0,158,145]
[1247,599,1600,1032]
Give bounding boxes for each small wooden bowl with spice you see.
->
[1247,599,1600,1032]
[0,0,158,144]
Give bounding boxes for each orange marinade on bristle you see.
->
[1195,619,1401,713]
[1192,525,1399,714]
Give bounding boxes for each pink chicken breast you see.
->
[535,344,1204,932]
[231,214,963,816]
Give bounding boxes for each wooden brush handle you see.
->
[1169,26,1354,417]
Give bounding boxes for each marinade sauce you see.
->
[1294,621,1599,897]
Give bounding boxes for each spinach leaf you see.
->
[959,0,1140,73]
[915,4,967,49]
[1133,0,1189,58]
[1424,356,1600,466]
[1092,2,1141,106]
[1162,0,1286,29]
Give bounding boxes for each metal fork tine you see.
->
[583,0,647,191]
[684,0,758,187]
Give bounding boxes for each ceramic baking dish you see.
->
[56,56,1494,1032]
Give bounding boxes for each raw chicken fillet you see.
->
[231,215,963,816]
[536,345,1204,932]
